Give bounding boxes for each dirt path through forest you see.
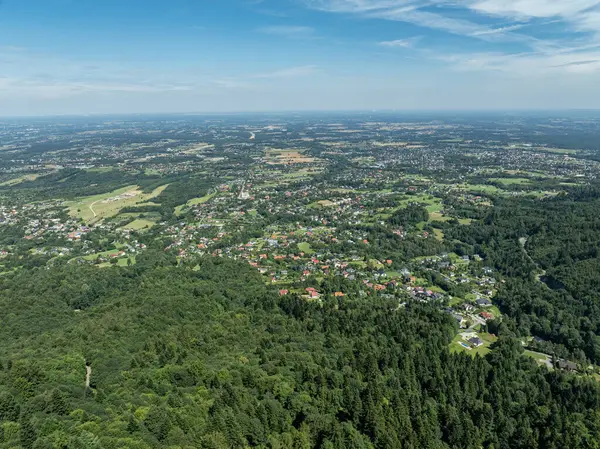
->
[85,364,92,389]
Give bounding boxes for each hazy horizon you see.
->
[4,108,600,120]
[3,0,600,115]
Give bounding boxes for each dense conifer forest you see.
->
[1,256,600,448]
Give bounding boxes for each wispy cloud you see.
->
[0,41,320,101]
[0,46,25,52]
[253,65,319,78]
[378,37,420,48]
[0,77,192,99]
[435,50,600,74]
[257,25,316,39]
[468,0,600,22]
[470,24,527,37]
[303,0,600,73]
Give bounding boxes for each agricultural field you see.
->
[489,177,531,185]
[264,149,316,164]
[0,173,43,186]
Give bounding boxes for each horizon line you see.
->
[3,108,600,120]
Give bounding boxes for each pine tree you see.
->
[19,415,37,449]
[144,406,170,441]
[47,389,68,415]
[126,414,139,433]
[0,393,20,422]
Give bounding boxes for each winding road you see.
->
[519,237,547,285]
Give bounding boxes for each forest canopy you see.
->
[1,258,599,448]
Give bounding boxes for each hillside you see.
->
[1,256,600,448]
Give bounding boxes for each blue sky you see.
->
[1,0,600,115]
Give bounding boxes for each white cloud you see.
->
[436,50,600,74]
[304,0,600,40]
[470,24,527,36]
[305,0,416,13]
[304,1,533,43]
[304,0,600,73]
[467,0,600,21]
[0,77,192,99]
[0,42,320,102]
[378,37,420,47]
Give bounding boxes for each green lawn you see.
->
[298,242,314,254]
[83,249,123,261]
[449,296,465,306]
[523,350,550,362]
[462,184,502,194]
[450,332,498,357]
[98,257,136,268]
[121,219,156,231]
[433,229,445,241]
[426,202,443,213]
[175,193,216,215]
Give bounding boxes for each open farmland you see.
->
[265,149,316,164]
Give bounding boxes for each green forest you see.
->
[1,256,600,449]
[447,189,600,363]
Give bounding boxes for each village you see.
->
[1,114,598,364]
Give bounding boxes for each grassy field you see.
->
[450,332,498,357]
[86,167,115,173]
[433,228,444,241]
[489,177,531,185]
[98,257,136,268]
[265,149,316,164]
[462,184,502,194]
[121,219,156,231]
[280,168,318,180]
[0,173,42,186]
[69,185,168,224]
[83,248,123,261]
[181,143,214,155]
[536,147,578,155]
[439,138,464,143]
[523,350,551,362]
[297,242,314,254]
[175,193,216,216]
[307,200,336,209]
